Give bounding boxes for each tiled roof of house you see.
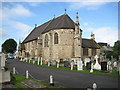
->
[82,38,100,49]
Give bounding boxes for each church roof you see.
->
[23,14,75,43]
[82,38,100,49]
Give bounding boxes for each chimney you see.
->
[91,33,95,40]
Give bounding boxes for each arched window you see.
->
[54,33,58,44]
[44,34,49,47]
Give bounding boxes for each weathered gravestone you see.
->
[86,62,91,70]
[0,53,11,83]
[94,55,101,70]
[77,60,83,70]
[64,61,70,67]
[84,58,90,66]
[51,61,57,66]
[101,61,107,71]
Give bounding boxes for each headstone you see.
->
[86,62,91,70]
[113,61,117,68]
[77,60,83,70]
[40,57,43,65]
[94,55,101,70]
[38,57,40,65]
[64,61,70,67]
[90,63,94,72]
[51,61,57,66]
[0,70,10,83]
[57,63,59,68]
[111,56,113,60]
[0,53,5,68]
[70,62,74,70]
[84,58,90,66]
[107,61,111,71]
[101,61,107,71]
[48,61,50,66]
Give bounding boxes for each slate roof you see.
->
[22,13,100,49]
[82,38,100,49]
[23,14,75,43]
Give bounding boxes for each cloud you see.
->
[0,28,7,38]
[2,4,33,18]
[11,21,32,39]
[69,1,106,10]
[85,27,118,46]
[82,22,94,26]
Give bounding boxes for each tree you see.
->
[2,39,17,54]
[113,40,120,55]
[106,40,120,60]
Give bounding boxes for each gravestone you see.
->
[77,60,83,70]
[94,55,101,70]
[84,58,90,66]
[0,53,11,83]
[0,53,5,68]
[51,61,57,66]
[86,62,91,70]
[64,61,70,67]
[113,61,117,68]
[101,61,107,71]
[90,63,94,72]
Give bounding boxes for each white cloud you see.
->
[0,28,7,38]
[69,2,106,10]
[2,4,33,18]
[11,21,32,39]
[85,27,118,46]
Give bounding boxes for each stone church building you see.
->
[18,12,100,61]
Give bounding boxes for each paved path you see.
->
[7,59,118,88]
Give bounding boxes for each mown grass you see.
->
[21,60,119,76]
[11,73,63,88]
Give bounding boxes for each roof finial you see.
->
[76,12,79,25]
[54,14,55,18]
[65,9,67,14]
[35,24,37,28]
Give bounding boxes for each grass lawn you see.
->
[11,73,63,88]
[21,60,119,76]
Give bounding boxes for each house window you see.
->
[83,48,88,56]
[54,33,58,44]
[44,34,49,47]
[92,48,96,56]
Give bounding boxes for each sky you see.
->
[0,0,119,52]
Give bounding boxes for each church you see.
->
[18,12,100,61]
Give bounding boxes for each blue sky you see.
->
[0,1,119,52]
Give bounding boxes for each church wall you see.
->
[42,29,74,60]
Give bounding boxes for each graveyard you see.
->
[20,56,119,76]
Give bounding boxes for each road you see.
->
[7,59,118,88]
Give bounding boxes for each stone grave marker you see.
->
[64,61,70,67]
[51,61,57,66]
[94,55,101,70]
[77,60,83,70]
[0,53,5,68]
[84,58,90,66]
[101,61,107,71]
[86,62,91,70]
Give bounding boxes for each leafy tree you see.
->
[106,40,120,60]
[2,39,17,54]
[113,40,120,55]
